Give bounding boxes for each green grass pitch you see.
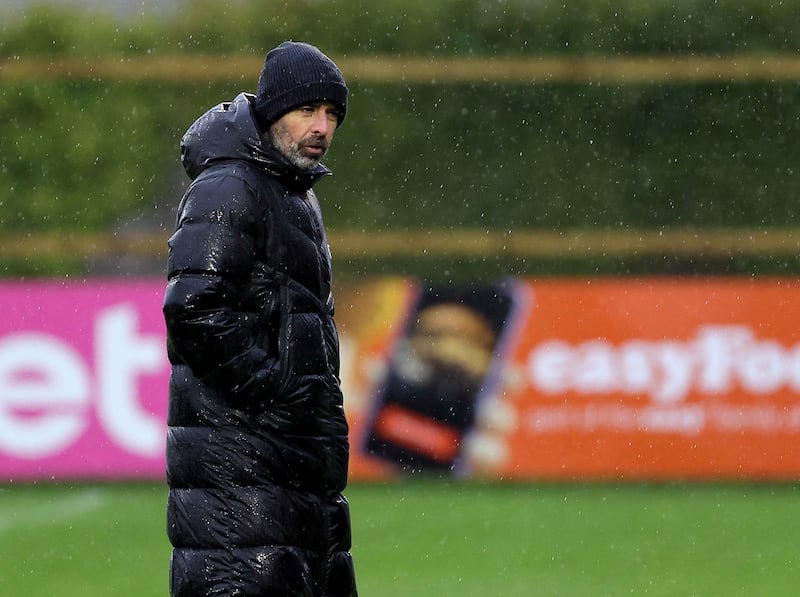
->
[1,481,798,596]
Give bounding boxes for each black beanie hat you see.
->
[253,41,348,132]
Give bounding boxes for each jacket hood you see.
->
[180,92,330,187]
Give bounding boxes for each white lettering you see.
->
[527,325,800,403]
[574,341,616,393]
[529,341,571,394]
[0,303,167,461]
[651,342,694,404]
[618,341,655,394]
[0,333,90,458]
[739,339,786,394]
[695,326,748,394]
[96,305,164,458]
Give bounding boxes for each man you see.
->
[163,41,357,596]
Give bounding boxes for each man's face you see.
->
[267,102,339,171]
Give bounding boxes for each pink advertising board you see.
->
[0,279,168,481]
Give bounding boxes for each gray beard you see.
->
[267,127,324,172]
[282,145,321,171]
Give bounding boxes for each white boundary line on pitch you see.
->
[0,487,107,533]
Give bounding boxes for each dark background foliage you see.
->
[2,0,799,277]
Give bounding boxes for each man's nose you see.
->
[311,110,333,134]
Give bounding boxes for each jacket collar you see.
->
[181,92,332,191]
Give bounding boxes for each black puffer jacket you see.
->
[163,93,356,596]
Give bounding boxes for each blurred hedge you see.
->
[4,0,800,56]
[2,0,800,276]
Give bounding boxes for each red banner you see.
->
[342,278,800,481]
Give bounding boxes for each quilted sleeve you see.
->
[162,170,279,400]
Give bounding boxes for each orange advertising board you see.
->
[338,277,800,481]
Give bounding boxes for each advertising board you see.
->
[2,277,799,481]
